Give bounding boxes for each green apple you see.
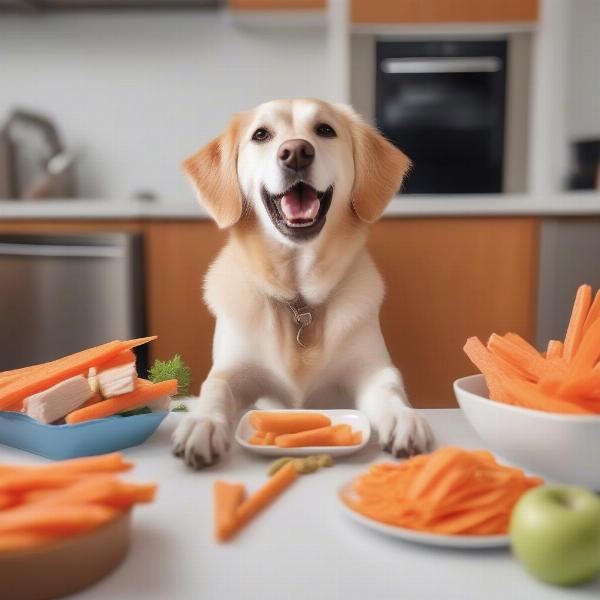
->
[510,485,600,586]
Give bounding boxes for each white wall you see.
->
[0,11,336,201]
[566,0,600,141]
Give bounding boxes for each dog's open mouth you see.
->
[261,182,333,241]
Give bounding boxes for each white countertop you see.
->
[1,192,600,221]
[2,409,598,600]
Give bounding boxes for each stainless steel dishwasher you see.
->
[0,233,146,373]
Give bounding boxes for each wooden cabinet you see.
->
[351,0,538,24]
[144,221,224,395]
[370,218,539,407]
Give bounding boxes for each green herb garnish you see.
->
[171,402,188,413]
[148,354,192,397]
[119,406,152,417]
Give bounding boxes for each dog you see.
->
[172,98,434,469]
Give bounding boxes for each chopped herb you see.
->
[148,354,192,397]
[119,406,152,417]
[171,402,188,413]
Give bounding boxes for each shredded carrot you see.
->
[342,447,542,536]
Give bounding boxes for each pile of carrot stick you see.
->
[464,284,600,414]
[248,412,362,447]
[0,453,156,553]
[0,337,177,424]
[342,447,542,536]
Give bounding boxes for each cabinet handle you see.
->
[380,57,501,74]
[0,243,124,258]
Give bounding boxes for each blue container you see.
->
[0,411,168,460]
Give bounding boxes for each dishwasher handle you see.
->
[0,242,125,259]
[380,56,502,74]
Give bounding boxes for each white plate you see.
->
[338,482,510,549]
[235,409,371,457]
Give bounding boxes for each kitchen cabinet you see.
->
[351,0,538,25]
[369,218,539,407]
[0,216,539,407]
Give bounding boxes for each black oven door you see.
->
[376,40,507,194]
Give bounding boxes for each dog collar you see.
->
[286,297,313,348]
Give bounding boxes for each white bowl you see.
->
[454,374,600,489]
[235,409,370,457]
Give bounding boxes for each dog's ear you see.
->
[345,108,411,224]
[183,115,244,229]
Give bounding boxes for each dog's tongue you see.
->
[280,185,320,222]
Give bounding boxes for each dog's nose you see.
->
[278,139,315,171]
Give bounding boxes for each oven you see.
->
[376,39,507,194]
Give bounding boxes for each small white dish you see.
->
[338,483,509,549]
[235,409,371,457]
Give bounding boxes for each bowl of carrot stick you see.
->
[0,337,186,459]
[0,453,156,600]
[235,409,370,457]
[455,284,600,488]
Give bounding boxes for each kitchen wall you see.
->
[0,11,336,201]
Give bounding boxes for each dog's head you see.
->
[184,99,410,244]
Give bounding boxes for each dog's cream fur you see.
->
[172,98,433,468]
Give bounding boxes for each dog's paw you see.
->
[376,407,434,458]
[171,415,231,470]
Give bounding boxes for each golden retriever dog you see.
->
[172,98,433,469]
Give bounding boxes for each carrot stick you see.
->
[487,334,553,381]
[502,379,592,414]
[0,473,83,494]
[546,340,564,359]
[274,424,352,448]
[351,431,363,445]
[0,504,118,535]
[213,481,246,542]
[248,435,267,446]
[583,290,600,333]
[65,379,177,424]
[249,411,331,434]
[463,337,512,402]
[233,462,298,537]
[0,337,156,411]
[568,317,600,379]
[0,453,133,476]
[504,333,542,357]
[563,284,593,362]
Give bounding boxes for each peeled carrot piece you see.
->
[0,453,133,476]
[249,411,331,434]
[568,317,600,379]
[463,337,512,403]
[351,431,363,445]
[213,481,246,542]
[564,284,593,362]
[583,290,600,333]
[248,435,267,446]
[0,337,156,411]
[0,473,82,494]
[65,378,176,424]
[487,334,553,382]
[504,333,542,357]
[275,424,353,448]
[234,462,298,536]
[264,432,277,445]
[0,503,118,535]
[502,379,592,414]
[546,340,564,359]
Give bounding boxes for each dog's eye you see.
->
[251,128,271,142]
[315,123,336,138]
